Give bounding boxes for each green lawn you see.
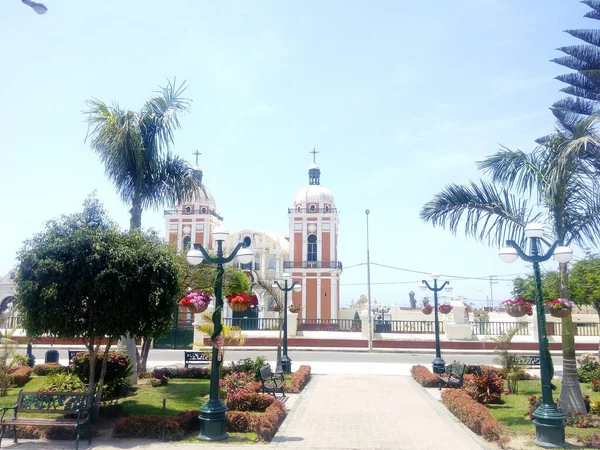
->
[121,379,211,416]
[487,379,600,440]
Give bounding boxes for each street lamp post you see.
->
[186,226,253,441]
[499,222,572,448]
[418,274,453,374]
[365,209,372,351]
[272,273,302,374]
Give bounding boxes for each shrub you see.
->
[463,368,504,404]
[9,366,32,387]
[467,365,504,378]
[176,410,200,432]
[150,376,169,387]
[11,354,30,367]
[113,415,185,440]
[220,371,256,396]
[252,400,286,441]
[33,363,67,376]
[229,356,267,380]
[45,372,85,392]
[70,351,132,398]
[410,365,440,387]
[577,353,600,382]
[227,392,275,412]
[441,389,504,442]
[226,411,253,432]
[577,433,600,448]
[593,379,600,392]
[565,411,596,428]
[152,367,210,379]
[526,395,542,419]
[287,365,311,393]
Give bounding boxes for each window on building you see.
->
[268,258,275,270]
[201,207,207,214]
[307,234,317,262]
[309,204,316,212]
[324,205,330,212]
[183,236,191,252]
[184,206,192,213]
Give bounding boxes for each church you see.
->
[0,153,344,325]
[164,152,343,320]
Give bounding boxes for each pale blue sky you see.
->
[0,0,593,308]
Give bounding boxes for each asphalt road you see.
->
[27,347,565,370]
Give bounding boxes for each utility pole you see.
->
[365,209,372,352]
[489,275,498,310]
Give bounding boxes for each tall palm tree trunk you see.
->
[557,263,586,414]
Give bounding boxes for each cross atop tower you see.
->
[310,148,319,164]
[192,150,202,166]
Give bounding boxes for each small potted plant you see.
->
[422,304,433,315]
[546,298,575,318]
[226,292,258,312]
[288,304,302,314]
[180,291,213,314]
[438,304,453,314]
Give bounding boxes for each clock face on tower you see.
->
[307,224,317,233]
[182,225,192,235]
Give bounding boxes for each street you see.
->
[27,347,564,376]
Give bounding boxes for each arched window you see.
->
[268,258,276,270]
[183,236,191,252]
[307,234,317,262]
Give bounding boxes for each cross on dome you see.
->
[193,150,202,166]
[310,147,319,164]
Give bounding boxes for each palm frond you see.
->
[141,78,191,154]
[477,146,545,197]
[420,181,542,248]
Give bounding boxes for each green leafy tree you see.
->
[15,197,180,412]
[420,124,600,413]
[569,254,600,356]
[84,79,201,377]
[511,272,561,300]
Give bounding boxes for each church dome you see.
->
[294,184,335,205]
[190,184,216,208]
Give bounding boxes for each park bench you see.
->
[439,361,466,389]
[184,351,210,368]
[0,390,91,449]
[258,364,286,398]
[512,355,541,367]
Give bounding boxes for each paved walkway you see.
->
[1,373,493,450]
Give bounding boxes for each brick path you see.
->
[270,374,489,450]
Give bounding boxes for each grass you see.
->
[121,379,211,416]
[487,379,600,440]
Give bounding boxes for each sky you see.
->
[0,0,595,309]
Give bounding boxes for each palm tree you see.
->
[84,79,201,230]
[84,79,201,380]
[420,117,600,414]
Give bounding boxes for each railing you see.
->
[284,261,343,269]
[163,208,223,221]
[297,318,354,331]
[1,315,21,329]
[470,321,530,336]
[387,320,444,334]
[233,262,260,271]
[547,322,600,336]
[288,208,337,214]
[223,318,281,331]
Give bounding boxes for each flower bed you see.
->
[285,365,311,393]
[410,365,441,387]
[441,389,506,443]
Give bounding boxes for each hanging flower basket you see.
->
[506,305,527,318]
[226,292,258,313]
[422,305,433,315]
[550,308,572,318]
[180,291,213,314]
[546,298,575,319]
[187,304,208,314]
[230,302,250,313]
[438,304,453,315]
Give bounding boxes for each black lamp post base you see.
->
[533,405,566,448]
[198,400,228,441]
[432,357,446,375]
[281,355,292,374]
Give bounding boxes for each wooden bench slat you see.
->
[439,362,466,389]
[258,364,285,398]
